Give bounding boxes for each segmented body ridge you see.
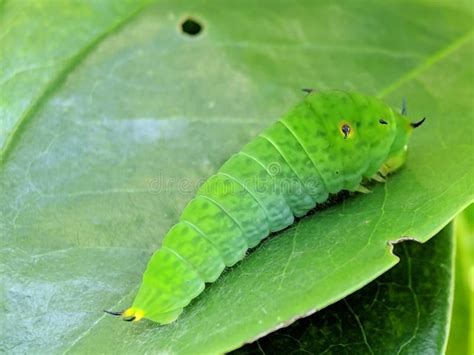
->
[130,91,400,323]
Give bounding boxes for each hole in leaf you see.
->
[181,17,203,36]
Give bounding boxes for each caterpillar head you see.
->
[379,109,425,176]
[303,91,426,191]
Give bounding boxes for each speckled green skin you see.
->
[132,90,413,323]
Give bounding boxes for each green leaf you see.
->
[0,0,152,152]
[1,0,473,353]
[447,204,474,355]
[233,223,455,354]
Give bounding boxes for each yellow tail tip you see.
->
[123,308,145,322]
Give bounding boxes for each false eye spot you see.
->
[340,123,352,139]
[379,118,388,125]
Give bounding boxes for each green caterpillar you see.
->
[105,90,425,323]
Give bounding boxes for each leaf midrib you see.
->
[377,29,474,98]
[0,2,152,163]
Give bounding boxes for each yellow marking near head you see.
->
[381,148,408,175]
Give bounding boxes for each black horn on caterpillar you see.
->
[411,117,426,128]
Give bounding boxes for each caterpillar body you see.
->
[107,90,424,323]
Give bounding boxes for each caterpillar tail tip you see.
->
[122,308,145,322]
[104,309,123,316]
[104,307,144,322]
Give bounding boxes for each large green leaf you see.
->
[1,0,473,353]
[447,205,474,355]
[0,0,152,151]
[234,223,455,354]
